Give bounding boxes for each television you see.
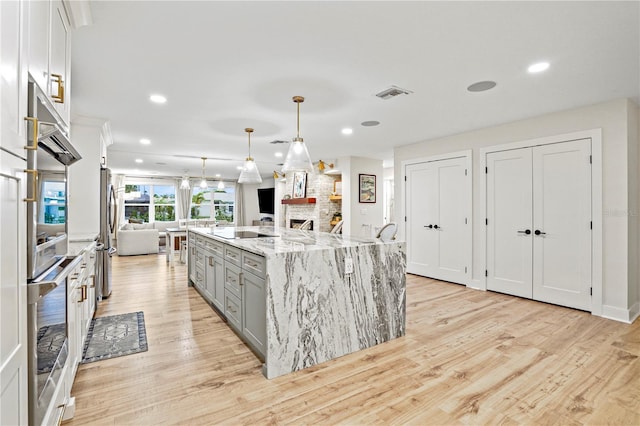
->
[257,188,275,214]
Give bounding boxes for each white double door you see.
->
[486,139,592,310]
[406,156,470,284]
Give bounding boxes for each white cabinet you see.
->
[406,156,471,285]
[486,139,592,310]
[0,151,28,426]
[26,0,72,125]
[0,0,28,423]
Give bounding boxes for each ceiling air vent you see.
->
[375,85,413,100]
[269,140,289,145]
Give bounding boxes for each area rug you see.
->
[37,323,66,374]
[81,311,148,364]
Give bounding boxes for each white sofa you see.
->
[116,220,179,256]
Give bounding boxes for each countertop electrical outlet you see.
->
[345,257,354,274]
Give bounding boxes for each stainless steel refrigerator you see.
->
[97,167,117,299]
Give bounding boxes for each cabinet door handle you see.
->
[534,229,546,236]
[239,272,244,286]
[23,169,38,203]
[208,257,213,266]
[51,73,65,103]
[433,224,440,230]
[23,117,38,150]
[424,224,433,229]
[517,229,532,235]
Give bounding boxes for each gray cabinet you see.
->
[241,270,266,355]
[204,249,224,312]
[189,230,266,359]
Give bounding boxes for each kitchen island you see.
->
[187,226,406,379]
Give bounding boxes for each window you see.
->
[191,185,235,223]
[124,183,176,222]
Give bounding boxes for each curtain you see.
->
[235,183,245,226]
[176,179,193,220]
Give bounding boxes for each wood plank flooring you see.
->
[64,254,639,425]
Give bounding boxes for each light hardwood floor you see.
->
[64,254,639,425]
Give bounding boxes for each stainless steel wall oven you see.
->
[25,81,81,425]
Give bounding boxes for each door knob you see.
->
[517,229,531,235]
[424,225,433,229]
[433,224,440,230]
[534,229,546,236]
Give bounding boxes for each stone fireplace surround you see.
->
[284,173,340,233]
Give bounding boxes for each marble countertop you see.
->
[67,234,98,256]
[188,226,400,257]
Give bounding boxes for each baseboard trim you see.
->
[600,303,638,324]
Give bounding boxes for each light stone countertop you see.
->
[67,234,98,256]
[188,226,399,257]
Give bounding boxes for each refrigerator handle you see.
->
[109,184,117,234]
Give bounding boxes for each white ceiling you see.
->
[71,1,640,180]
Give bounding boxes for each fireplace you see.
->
[290,219,314,230]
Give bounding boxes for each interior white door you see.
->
[432,158,468,283]
[532,139,592,310]
[486,148,533,298]
[406,157,469,284]
[406,162,437,277]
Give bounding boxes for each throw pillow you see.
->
[129,218,143,224]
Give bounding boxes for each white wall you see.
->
[344,156,384,238]
[241,178,275,225]
[629,101,640,320]
[394,98,638,322]
[68,122,102,236]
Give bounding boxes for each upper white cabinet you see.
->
[27,0,71,125]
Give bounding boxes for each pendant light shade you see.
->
[282,96,313,174]
[199,157,208,189]
[238,128,262,184]
[217,180,225,190]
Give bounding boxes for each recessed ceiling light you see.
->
[528,62,550,73]
[140,138,151,145]
[361,121,380,127]
[341,128,353,135]
[467,81,497,92]
[149,94,167,104]
[274,152,283,158]
[215,174,221,178]
[156,162,167,166]
[135,159,143,163]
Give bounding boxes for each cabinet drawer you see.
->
[204,239,224,256]
[241,251,265,278]
[224,263,241,298]
[224,245,241,266]
[196,236,205,248]
[224,291,242,331]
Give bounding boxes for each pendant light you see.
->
[199,157,208,189]
[238,128,262,184]
[282,96,313,174]
[217,180,225,190]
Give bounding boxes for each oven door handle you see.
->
[28,255,83,304]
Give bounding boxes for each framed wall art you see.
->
[359,174,376,203]
[292,171,307,199]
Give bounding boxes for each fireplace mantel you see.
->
[281,197,316,205]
